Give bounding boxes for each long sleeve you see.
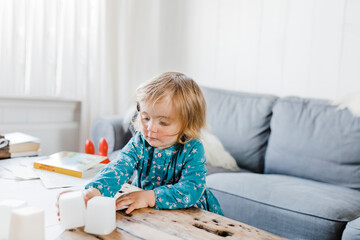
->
[85,133,141,197]
[153,141,207,209]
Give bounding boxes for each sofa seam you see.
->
[277,97,331,106]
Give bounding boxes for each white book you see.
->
[3,132,40,153]
[11,151,40,158]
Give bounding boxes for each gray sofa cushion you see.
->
[207,173,360,239]
[201,87,278,173]
[342,216,360,240]
[264,97,360,190]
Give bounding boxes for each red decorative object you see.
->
[98,138,108,157]
[85,140,95,154]
[85,138,110,164]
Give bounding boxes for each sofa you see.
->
[91,86,360,240]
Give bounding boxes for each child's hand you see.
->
[56,188,101,221]
[116,190,156,214]
[56,190,73,222]
[82,187,102,204]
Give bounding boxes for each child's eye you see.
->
[160,121,169,126]
[142,117,150,121]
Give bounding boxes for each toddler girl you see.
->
[79,72,222,215]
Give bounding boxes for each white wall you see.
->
[1,0,359,155]
[125,0,360,101]
[0,97,81,155]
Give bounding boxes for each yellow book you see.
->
[33,151,107,178]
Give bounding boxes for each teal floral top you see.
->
[85,132,223,215]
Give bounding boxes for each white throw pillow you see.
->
[200,129,240,170]
[332,92,360,117]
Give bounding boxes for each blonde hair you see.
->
[133,72,206,144]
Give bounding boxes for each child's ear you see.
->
[136,102,140,112]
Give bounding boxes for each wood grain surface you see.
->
[57,184,286,240]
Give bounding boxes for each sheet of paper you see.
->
[0,166,17,179]
[0,156,43,180]
[34,163,105,189]
[2,163,39,180]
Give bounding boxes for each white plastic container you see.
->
[0,199,27,239]
[8,206,44,240]
[84,196,116,235]
[59,191,86,229]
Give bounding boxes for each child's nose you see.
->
[147,121,157,132]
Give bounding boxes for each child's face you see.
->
[139,95,181,150]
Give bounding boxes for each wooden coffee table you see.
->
[57,184,286,240]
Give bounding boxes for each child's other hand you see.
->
[82,187,101,204]
[56,190,74,222]
[56,188,101,222]
[116,190,156,214]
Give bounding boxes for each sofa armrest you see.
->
[342,216,360,240]
[91,115,134,156]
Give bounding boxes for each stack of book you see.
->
[0,132,40,159]
[0,135,10,159]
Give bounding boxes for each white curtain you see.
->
[0,0,182,150]
[0,0,132,149]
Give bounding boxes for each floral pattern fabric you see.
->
[85,132,223,215]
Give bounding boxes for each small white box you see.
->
[84,196,116,235]
[0,199,27,239]
[59,191,86,229]
[8,206,44,240]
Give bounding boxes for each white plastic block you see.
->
[0,199,27,239]
[59,191,86,229]
[8,206,44,240]
[84,196,116,235]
